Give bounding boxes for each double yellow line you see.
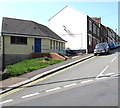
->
[1,56,95,98]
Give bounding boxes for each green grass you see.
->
[6,57,64,77]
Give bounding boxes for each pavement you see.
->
[0,53,94,94]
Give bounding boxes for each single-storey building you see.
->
[1,17,66,70]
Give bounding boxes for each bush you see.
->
[6,57,64,77]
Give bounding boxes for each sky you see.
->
[0,0,119,34]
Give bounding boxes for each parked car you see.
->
[94,43,110,56]
[115,42,120,48]
[108,42,117,49]
[118,42,120,47]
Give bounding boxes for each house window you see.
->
[89,20,92,31]
[97,28,100,37]
[11,36,27,45]
[89,35,93,52]
[93,24,96,34]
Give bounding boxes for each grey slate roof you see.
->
[2,17,66,42]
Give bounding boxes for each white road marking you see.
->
[105,73,115,76]
[111,56,117,62]
[96,66,109,79]
[80,80,93,84]
[0,99,13,105]
[22,92,39,99]
[46,87,61,92]
[72,56,79,59]
[64,83,77,88]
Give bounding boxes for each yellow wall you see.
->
[4,36,34,54]
[42,38,50,49]
[41,38,50,53]
[4,36,65,54]
[41,39,65,53]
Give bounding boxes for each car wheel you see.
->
[94,53,97,56]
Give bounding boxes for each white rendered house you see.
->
[49,6,88,52]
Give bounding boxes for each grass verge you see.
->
[5,57,64,77]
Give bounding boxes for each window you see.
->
[97,28,100,37]
[89,35,92,46]
[89,20,92,31]
[56,41,58,49]
[59,42,61,50]
[50,40,53,49]
[93,24,96,34]
[11,36,27,45]
[53,40,55,49]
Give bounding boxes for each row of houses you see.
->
[49,6,119,53]
[0,5,119,71]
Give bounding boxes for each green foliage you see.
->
[6,57,64,77]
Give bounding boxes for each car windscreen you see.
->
[109,43,114,46]
[95,44,107,49]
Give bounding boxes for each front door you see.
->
[34,38,41,52]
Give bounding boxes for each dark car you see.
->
[108,42,116,49]
[94,43,110,56]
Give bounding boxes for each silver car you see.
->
[94,43,110,56]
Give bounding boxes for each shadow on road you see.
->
[1,74,119,89]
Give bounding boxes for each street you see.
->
[1,48,120,106]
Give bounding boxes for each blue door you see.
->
[34,38,41,52]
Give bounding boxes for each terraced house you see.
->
[49,5,119,53]
[1,17,66,70]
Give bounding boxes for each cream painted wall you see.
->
[4,36,33,54]
[41,38,50,53]
[3,35,65,54]
[42,38,50,49]
[41,38,65,53]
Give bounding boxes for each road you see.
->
[1,48,120,106]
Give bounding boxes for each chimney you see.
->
[92,17,101,23]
